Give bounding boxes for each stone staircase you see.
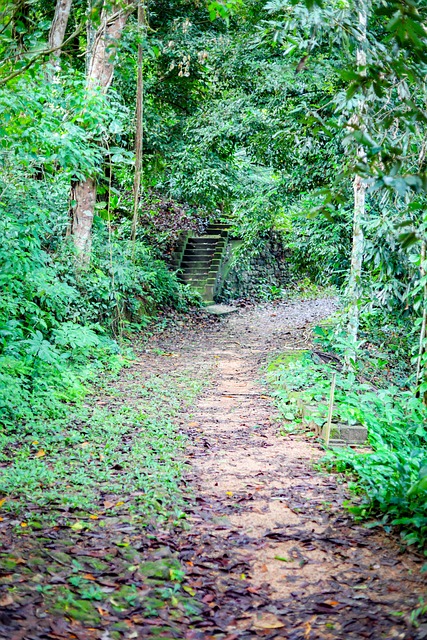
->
[178,222,230,302]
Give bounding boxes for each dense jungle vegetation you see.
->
[1,0,427,561]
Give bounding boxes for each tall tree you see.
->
[131,1,145,241]
[345,0,368,366]
[71,0,133,260]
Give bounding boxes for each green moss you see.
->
[267,350,308,372]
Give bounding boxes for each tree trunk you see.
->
[71,1,132,262]
[416,241,427,401]
[131,2,145,241]
[87,5,129,91]
[345,1,368,367]
[71,178,96,256]
[346,173,366,358]
[48,0,73,69]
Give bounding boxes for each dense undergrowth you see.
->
[0,364,205,523]
[0,172,199,432]
[267,327,427,553]
[0,361,207,630]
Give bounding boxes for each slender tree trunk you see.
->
[416,241,427,401]
[347,173,366,357]
[71,1,131,261]
[48,0,73,70]
[131,2,145,241]
[345,1,368,367]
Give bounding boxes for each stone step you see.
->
[181,270,208,277]
[181,260,212,271]
[181,268,209,275]
[181,271,210,278]
[187,238,221,245]
[183,246,216,254]
[185,247,217,255]
[183,257,215,264]
[188,235,224,242]
[181,254,213,262]
[178,223,230,302]
[206,228,228,235]
[182,278,208,286]
[186,246,222,254]
[206,223,230,230]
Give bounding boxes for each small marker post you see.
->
[324,373,337,447]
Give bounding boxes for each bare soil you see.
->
[152,298,427,639]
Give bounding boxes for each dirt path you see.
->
[151,298,427,639]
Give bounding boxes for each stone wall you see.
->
[218,232,291,301]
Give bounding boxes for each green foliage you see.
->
[283,197,351,285]
[0,69,128,181]
[0,368,205,518]
[0,364,207,629]
[0,167,199,430]
[268,349,427,549]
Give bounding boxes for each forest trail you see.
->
[150,298,427,639]
[2,299,427,640]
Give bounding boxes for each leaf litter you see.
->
[0,299,426,639]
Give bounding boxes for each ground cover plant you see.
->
[267,344,427,552]
[0,359,208,634]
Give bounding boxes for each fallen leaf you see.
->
[83,573,96,581]
[0,498,7,508]
[0,593,13,606]
[35,449,46,458]
[252,613,285,630]
[89,515,98,520]
[188,422,199,427]
[183,585,196,596]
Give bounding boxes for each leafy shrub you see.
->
[0,170,199,429]
[267,352,427,549]
[282,198,352,286]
